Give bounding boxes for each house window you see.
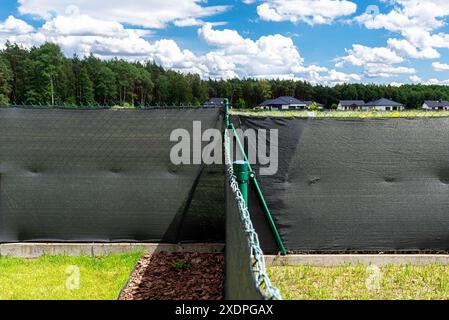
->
[386,107,391,111]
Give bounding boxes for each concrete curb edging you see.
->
[3,244,449,266]
[265,254,449,267]
[0,243,225,258]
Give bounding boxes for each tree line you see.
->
[1,42,449,109]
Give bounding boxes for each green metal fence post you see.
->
[230,123,287,255]
[225,98,231,129]
[233,160,251,206]
[225,97,287,255]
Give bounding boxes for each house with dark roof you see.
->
[338,98,404,111]
[337,100,366,111]
[203,98,228,107]
[258,96,307,110]
[421,100,449,110]
[364,98,404,111]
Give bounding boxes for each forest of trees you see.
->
[1,42,449,109]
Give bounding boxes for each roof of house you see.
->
[423,100,449,108]
[365,98,403,107]
[204,98,226,106]
[260,96,306,106]
[339,100,365,106]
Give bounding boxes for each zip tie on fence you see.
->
[224,129,282,300]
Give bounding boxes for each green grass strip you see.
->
[268,264,449,300]
[0,252,142,300]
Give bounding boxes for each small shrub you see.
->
[123,102,135,109]
[308,103,318,111]
[172,260,191,270]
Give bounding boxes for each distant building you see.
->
[364,98,404,111]
[203,98,228,107]
[258,96,307,110]
[421,100,449,110]
[338,99,404,111]
[337,100,366,111]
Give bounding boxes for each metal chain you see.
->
[224,129,282,300]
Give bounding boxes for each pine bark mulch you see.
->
[119,252,224,300]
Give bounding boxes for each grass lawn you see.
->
[233,110,449,118]
[268,264,449,300]
[0,252,142,300]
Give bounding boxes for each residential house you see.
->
[364,98,404,111]
[421,100,449,110]
[337,100,366,111]
[258,96,307,110]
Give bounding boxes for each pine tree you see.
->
[155,75,170,105]
[27,43,64,105]
[95,66,116,105]
[79,67,94,105]
[0,58,12,104]
[135,68,153,106]
[58,58,77,105]
[1,42,29,104]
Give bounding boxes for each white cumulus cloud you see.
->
[409,75,422,83]
[0,15,35,34]
[256,0,357,25]
[335,44,419,78]
[40,13,151,38]
[197,23,359,83]
[432,62,449,72]
[17,0,229,28]
[198,23,304,78]
[387,38,440,59]
[363,64,416,78]
[355,0,449,60]
[336,44,404,67]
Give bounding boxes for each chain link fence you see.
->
[224,128,281,300]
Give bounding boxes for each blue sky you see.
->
[1,0,449,85]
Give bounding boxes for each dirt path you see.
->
[119,252,224,300]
